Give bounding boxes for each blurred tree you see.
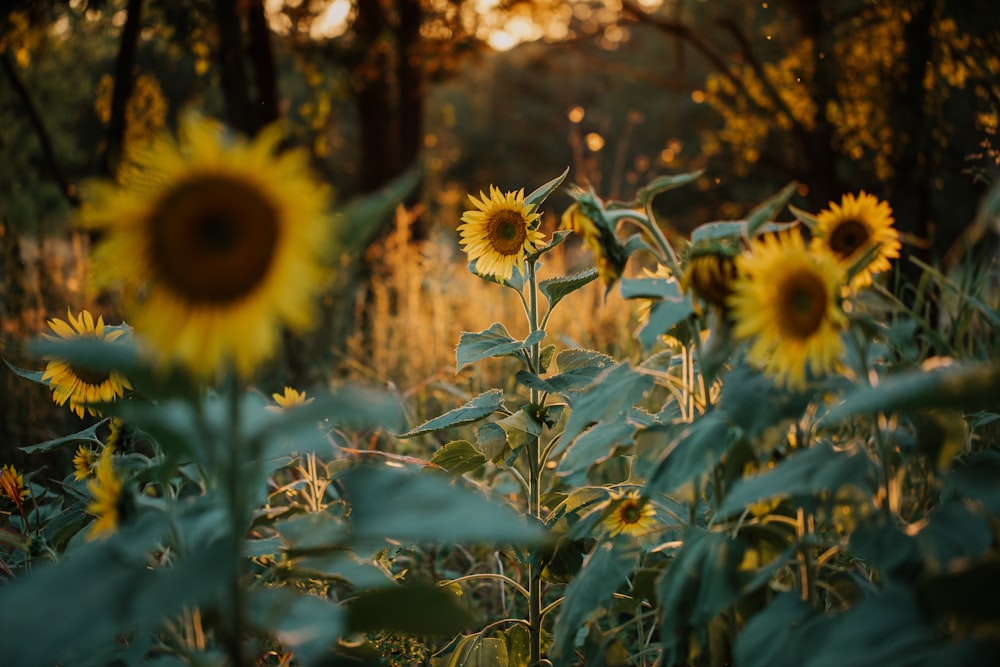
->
[622,0,1000,273]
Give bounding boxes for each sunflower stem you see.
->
[224,378,247,667]
[525,258,543,666]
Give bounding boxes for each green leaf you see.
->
[647,412,733,496]
[529,229,573,260]
[431,440,487,475]
[432,634,510,667]
[401,389,504,438]
[821,363,1000,425]
[633,170,703,208]
[346,583,475,636]
[249,588,346,664]
[717,441,877,517]
[788,203,820,231]
[515,349,616,395]
[524,166,570,209]
[944,450,1000,514]
[502,624,531,667]
[455,323,545,373]
[691,220,746,244]
[658,528,748,659]
[718,365,812,439]
[746,181,797,236]
[496,408,542,450]
[20,419,106,453]
[475,422,508,462]
[539,268,599,310]
[3,358,47,384]
[557,363,655,454]
[619,276,682,299]
[732,592,820,667]
[551,538,642,659]
[341,464,544,544]
[637,293,695,349]
[332,165,421,251]
[557,412,650,485]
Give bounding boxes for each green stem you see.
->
[225,380,246,667]
[525,258,543,666]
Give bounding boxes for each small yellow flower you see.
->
[0,465,29,505]
[603,490,657,537]
[728,229,846,390]
[80,111,332,380]
[811,191,899,288]
[268,386,315,412]
[73,445,99,481]
[459,186,545,281]
[41,309,133,418]
[86,447,123,541]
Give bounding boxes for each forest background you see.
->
[1,0,999,464]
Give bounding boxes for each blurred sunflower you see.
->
[0,465,28,504]
[459,186,545,281]
[73,445,99,481]
[811,191,899,288]
[728,229,845,390]
[41,309,132,418]
[79,111,331,380]
[86,446,123,541]
[268,386,314,412]
[603,490,657,537]
[561,198,629,287]
[682,249,739,308]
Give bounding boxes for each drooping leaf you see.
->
[341,464,543,545]
[539,268,599,310]
[821,363,1000,425]
[717,441,877,517]
[455,323,545,373]
[647,412,733,496]
[732,592,821,667]
[551,538,642,660]
[633,170,703,208]
[400,389,505,439]
[431,440,487,475]
[346,583,475,636]
[944,449,1000,514]
[3,358,47,384]
[637,294,695,349]
[525,167,570,208]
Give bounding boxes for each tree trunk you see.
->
[213,0,254,135]
[355,0,396,193]
[246,0,279,128]
[102,0,144,177]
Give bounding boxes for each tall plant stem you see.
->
[525,259,543,665]
[224,383,248,667]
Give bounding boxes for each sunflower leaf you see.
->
[620,276,682,299]
[3,358,47,385]
[400,389,505,438]
[20,420,107,453]
[646,412,734,496]
[525,167,570,209]
[746,181,798,236]
[691,220,746,244]
[469,259,525,291]
[528,229,573,260]
[557,363,655,456]
[788,203,821,231]
[632,170,703,208]
[455,323,545,373]
[540,268,599,310]
[430,440,487,475]
[637,293,695,350]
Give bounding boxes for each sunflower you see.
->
[268,386,314,412]
[561,200,628,287]
[811,191,899,288]
[0,465,28,505]
[459,186,545,281]
[728,229,846,390]
[603,490,657,537]
[682,249,739,308]
[79,111,331,380]
[73,445,99,481]
[86,446,123,541]
[41,309,133,418]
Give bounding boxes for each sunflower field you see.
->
[2,1,1000,666]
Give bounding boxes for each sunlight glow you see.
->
[310,0,352,40]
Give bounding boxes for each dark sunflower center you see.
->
[620,502,643,524]
[149,175,279,304]
[70,364,112,387]
[778,270,828,340]
[827,219,869,259]
[487,209,528,256]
